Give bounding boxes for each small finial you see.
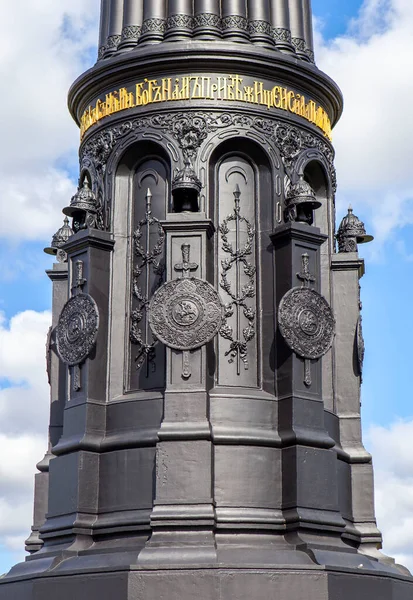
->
[181,243,190,263]
[234,184,241,199]
[337,205,373,252]
[146,188,152,213]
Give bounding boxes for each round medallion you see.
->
[149,278,224,351]
[56,293,99,366]
[278,287,335,359]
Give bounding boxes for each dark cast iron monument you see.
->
[1,1,412,598]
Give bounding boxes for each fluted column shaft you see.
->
[222,0,248,42]
[140,0,166,44]
[270,0,294,51]
[165,0,193,39]
[118,0,143,50]
[104,0,124,56]
[194,0,221,38]
[248,0,273,46]
[288,0,308,59]
[98,0,110,59]
[302,0,315,62]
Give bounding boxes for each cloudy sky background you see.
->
[0,0,413,574]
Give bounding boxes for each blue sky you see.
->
[313,0,365,37]
[1,0,413,576]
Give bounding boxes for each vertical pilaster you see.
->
[222,0,249,42]
[165,0,194,39]
[25,263,68,554]
[288,0,308,59]
[331,254,384,557]
[104,0,124,56]
[118,0,143,51]
[248,0,273,46]
[271,223,346,552]
[140,0,166,44]
[139,215,217,565]
[39,230,114,553]
[193,0,221,38]
[270,0,294,52]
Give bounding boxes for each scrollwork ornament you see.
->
[56,293,99,366]
[81,112,335,186]
[80,112,336,233]
[219,186,256,374]
[130,189,165,373]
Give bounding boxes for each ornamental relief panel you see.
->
[128,158,168,392]
[79,111,336,232]
[216,156,258,388]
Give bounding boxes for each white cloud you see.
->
[0,0,99,242]
[0,309,52,566]
[316,0,413,247]
[0,310,51,437]
[366,420,413,572]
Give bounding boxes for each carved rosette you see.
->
[278,287,335,360]
[56,294,99,366]
[149,278,223,351]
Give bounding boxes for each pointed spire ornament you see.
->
[63,177,100,232]
[43,217,74,263]
[172,159,202,212]
[284,175,321,225]
[337,206,374,252]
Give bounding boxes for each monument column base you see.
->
[1,565,413,600]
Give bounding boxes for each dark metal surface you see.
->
[2,1,412,598]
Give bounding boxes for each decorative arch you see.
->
[208,137,277,392]
[108,140,171,399]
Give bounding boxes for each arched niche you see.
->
[294,152,334,253]
[109,141,171,399]
[208,138,277,393]
[298,156,335,413]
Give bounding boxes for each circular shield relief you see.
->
[56,293,99,366]
[356,316,365,376]
[278,287,335,359]
[149,278,223,351]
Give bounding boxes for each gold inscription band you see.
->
[80,75,332,141]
